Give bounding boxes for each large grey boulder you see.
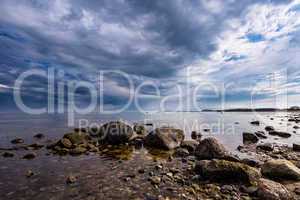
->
[144,127,184,150]
[195,138,228,160]
[261,159,300,181]
[99,121,134,145]
[195,159,261,186]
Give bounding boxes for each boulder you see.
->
[265,126,275,132]
[195,159,261,186]
[261,159,300,181]
[257,143,274,152]
[257,178,293,200]
[243,132,259,144]
[293,143,300,152]
[100,121,134,145]
[180,140,199,153]
[269,131,291,138]
[144,127,184,150]
[195,138,228,160]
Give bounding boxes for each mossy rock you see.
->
[63,132,91,145]
[195,159,261,186]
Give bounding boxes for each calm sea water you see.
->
[0,111,299,151]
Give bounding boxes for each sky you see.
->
[0,0,300,112]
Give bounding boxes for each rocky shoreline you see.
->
[1,119,300,200]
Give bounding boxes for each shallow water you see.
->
[0,111,300,199]
[0,111,299,150]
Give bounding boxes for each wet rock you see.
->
[129,137,144,149]
[174,148,189,157]
[269,131,291,138]
[195,159,261,186]
[293,143,300,152]
[60,138,73,149]
[23,153,37,160]
[2,152,14,158]
[191,131,202,141]
[195,138,228,160]
[148,176,161,185]
[261,159,300,181]
[293,126,300,129]
[145,127,184,150]
[255,131,267,139]
[100,121,134,145]
[265,126,275,132]
[257,178,293,200]
[63,132,91,145]
[257,143,274,152]
[33,133,45,139]
[250,121,260,125]
[133,124,147,135]
[180,140,199,153]
[243,132,259,144]
[203,129,210,132]
[69,146,87,155]
[66,175,77,184]
[11,138,24,144]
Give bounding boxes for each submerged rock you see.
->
[257,178,293,200]
[261,159,300,181]
[243,132,259,144]
[145,127,184,150]
[195,138,228,160]
[195,159,261,186]
[269,131,291,138]
[100,121,134,145]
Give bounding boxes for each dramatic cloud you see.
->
[0,0,298,111]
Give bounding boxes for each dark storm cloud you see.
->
[0,0,294,109]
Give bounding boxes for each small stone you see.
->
[293,143,300,152]
[23,153,36,160]
[166,172,173,178]
[221,185,234,193]
[255,131,267,139]
[34,133,45,139]
[148,176,161,185]
[265,126,275,132]
[26,170,34,178]
[269,131,291,138]
[11,138,24,144]
[138,168,145,174]
[66,175,77,184]
[250,121,260,125]
[2,152,14,158]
